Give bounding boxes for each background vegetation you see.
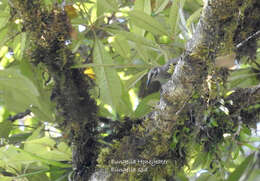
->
[0,0,260,180]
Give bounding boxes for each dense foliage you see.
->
[0,0,260,181]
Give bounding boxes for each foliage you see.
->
[0,0,260,180]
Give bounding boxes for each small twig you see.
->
[236,30,260,49]
[7,109,31,122]
[12,124,61,134]
[71,63,153,69]
[12,124,35,129]
[1,31,22,46]
[251,59,260,69]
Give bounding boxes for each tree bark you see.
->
[99,0,260,180]
[9,1,99,180]
[8,0,260,180]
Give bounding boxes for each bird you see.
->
[146,58,179,87]
[146,51,241,88]
[146,30,260,88]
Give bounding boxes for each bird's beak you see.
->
[146,72,152,88]
[146,78,151,88]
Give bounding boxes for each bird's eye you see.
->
[154,68,159,76]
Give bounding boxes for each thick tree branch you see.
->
[100,0,260,180]
[9,1,99,180]
[155,0,245,121]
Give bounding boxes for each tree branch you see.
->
[155,0,245,121]
[7,109,31,122]
[100,0,260,180]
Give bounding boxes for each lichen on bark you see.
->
[97,0,260,180]
[9,1,99,180]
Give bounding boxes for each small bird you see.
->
[146,52,241,88]
[146,58,179,87]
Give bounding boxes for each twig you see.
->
[1,31,22,46]
[12,124,61,134]
[236,30,260,49]
[7,109,31,122]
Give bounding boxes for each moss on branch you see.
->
[97,0,260,180]
[9,0,99,180]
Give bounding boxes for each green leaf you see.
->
[228,68,259,88]
[0,3,9,29]
[133,92,160,118]
[186,7,202,29]
[15,168,50,179]
[248,137,260,142]
[16,148,70,168]
[0,145,30,170]
[169,0,186,39]
[20,61,55,122]
[154,0,170,15]
[93,40,122,111]
[98,103,114,118]
[126,69,148,90]
[227,153,255,181]
[25,137,56,148]
[247,169,260,181]
[72,63,148,69]
[111,35,131,59]
[0,64,54,122]
[0,68,39,112]
[195,0,204,6]
[196,172,220,181]
[52,171,70,181]
[243,143,258,151]
[128,10,169,36]
[57,142,72,156]
[107,30,159,49]
[7,143,71,168]
[96,0,118,18]
[0,46,8,58]
[170,131,179,150]
[175,171,189,181]
[0,176,13,181]
[26,126,44,141]
[43,0,53,7]
[116,80,134,116]
[0,121,12,138]
[135,44,150,62]
[134,0,151,14]
[210,118,218,127]
[0,25,9,47]
[18,32,27,61]
[24,137,72,161]
[131,0,151,35]
[192,152,210,170]
[8,133,32,144]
